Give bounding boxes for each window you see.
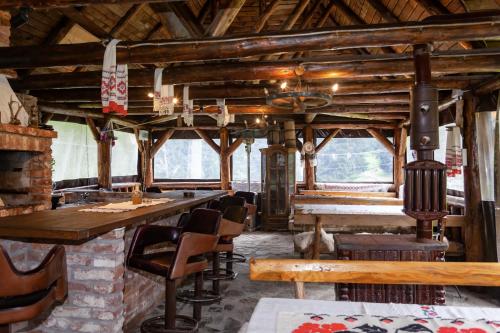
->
[316,136,394,183]
[111,131,138,176]
[406,125,464,191]
[154,139,220,179]
[50,121,98,181]
[232,138,267,183]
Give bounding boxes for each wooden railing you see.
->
[250,259,500,298]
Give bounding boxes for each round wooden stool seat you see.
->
[141,315,198,333]
[203,268,237,281]
[220,252,246,263]
[176,289,221,305]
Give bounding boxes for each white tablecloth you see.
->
[246,298,500,333]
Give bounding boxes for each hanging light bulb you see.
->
[332,83,339,93]
[147,92,154,98]
[280,81,287,90]
[255,117,261,124]
[173,97,179,105]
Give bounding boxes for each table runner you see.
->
[246,298,500,333]
[79,198,175,213]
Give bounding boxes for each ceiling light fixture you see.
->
[265,66,339,112]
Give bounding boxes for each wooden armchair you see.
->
[0,245,67,333]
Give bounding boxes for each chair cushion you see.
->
[0,287,52,310]
[128,251,208,277]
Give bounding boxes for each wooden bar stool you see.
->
[224,191,257,263]
[0,245,68,333]
[205,206,248,288]
[127,208,221,333]
[178,206,247,306]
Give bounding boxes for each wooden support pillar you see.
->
[394,127,408,197]
[86,118,112,190]
[220,127,230,190]
[304,125,315,190]
[97,138,113,190]
[463,92,484,262]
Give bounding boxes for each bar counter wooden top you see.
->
[0,190,225,243]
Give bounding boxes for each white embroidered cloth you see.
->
[101,39,128,115]
[183,85,194,126]
[153,68,174,115]
[79,198,175,213]
[246,298,500,333]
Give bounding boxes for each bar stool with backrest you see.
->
[0,245,67,333]
[177,205,248,305]
[229,191,258,262]
[127,208,221,333]
[208,195,246,212]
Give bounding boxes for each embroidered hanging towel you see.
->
[216,98,234,127]
[153,68,175,115]
[445,126,463,177]
[182,85,194,126]
[101,39,128,115]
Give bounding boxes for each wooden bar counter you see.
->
[0,190,225,242]
[0,190,225,333]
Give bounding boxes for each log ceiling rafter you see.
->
[410,0,474,50]
[205,0,246,37]
[0,0,182,9]
[333,0,394,55]
[9,49,499,87]
[109,4,146,37]
[2,13,498,69]
[255,0,281,33]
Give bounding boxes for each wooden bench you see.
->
[250,259,500,299]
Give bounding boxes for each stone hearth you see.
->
[0,124,57,217]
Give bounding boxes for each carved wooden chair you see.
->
[0,245,68,333]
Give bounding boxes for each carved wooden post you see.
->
[97,137,113,190]
[86,118,112,190]
[394,127,408,197]
[463,92,485,262]
[220,127,230,190]
[304,125,315,190]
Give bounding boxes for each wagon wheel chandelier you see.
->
[264,65,339,112]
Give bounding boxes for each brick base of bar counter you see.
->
[0,214,180,333]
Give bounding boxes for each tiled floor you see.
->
[129,232,500,333]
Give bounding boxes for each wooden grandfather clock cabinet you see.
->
[260,145,296,231]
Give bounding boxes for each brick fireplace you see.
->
[0,124,57,217]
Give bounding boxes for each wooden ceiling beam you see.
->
[1,13,498,69]
[335,0,396,54]
[410,0,474,49]
[365,0,399,23]
[57,7,109,39]
[32,88,410,105]
[255,0,281,33]
[281,0,310,30]
[0,0,182,9]
[317,1,336,27]
[8,50,499,86]
[205,0,246,37]
[109,4,146,37]
[164,3,205,38]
